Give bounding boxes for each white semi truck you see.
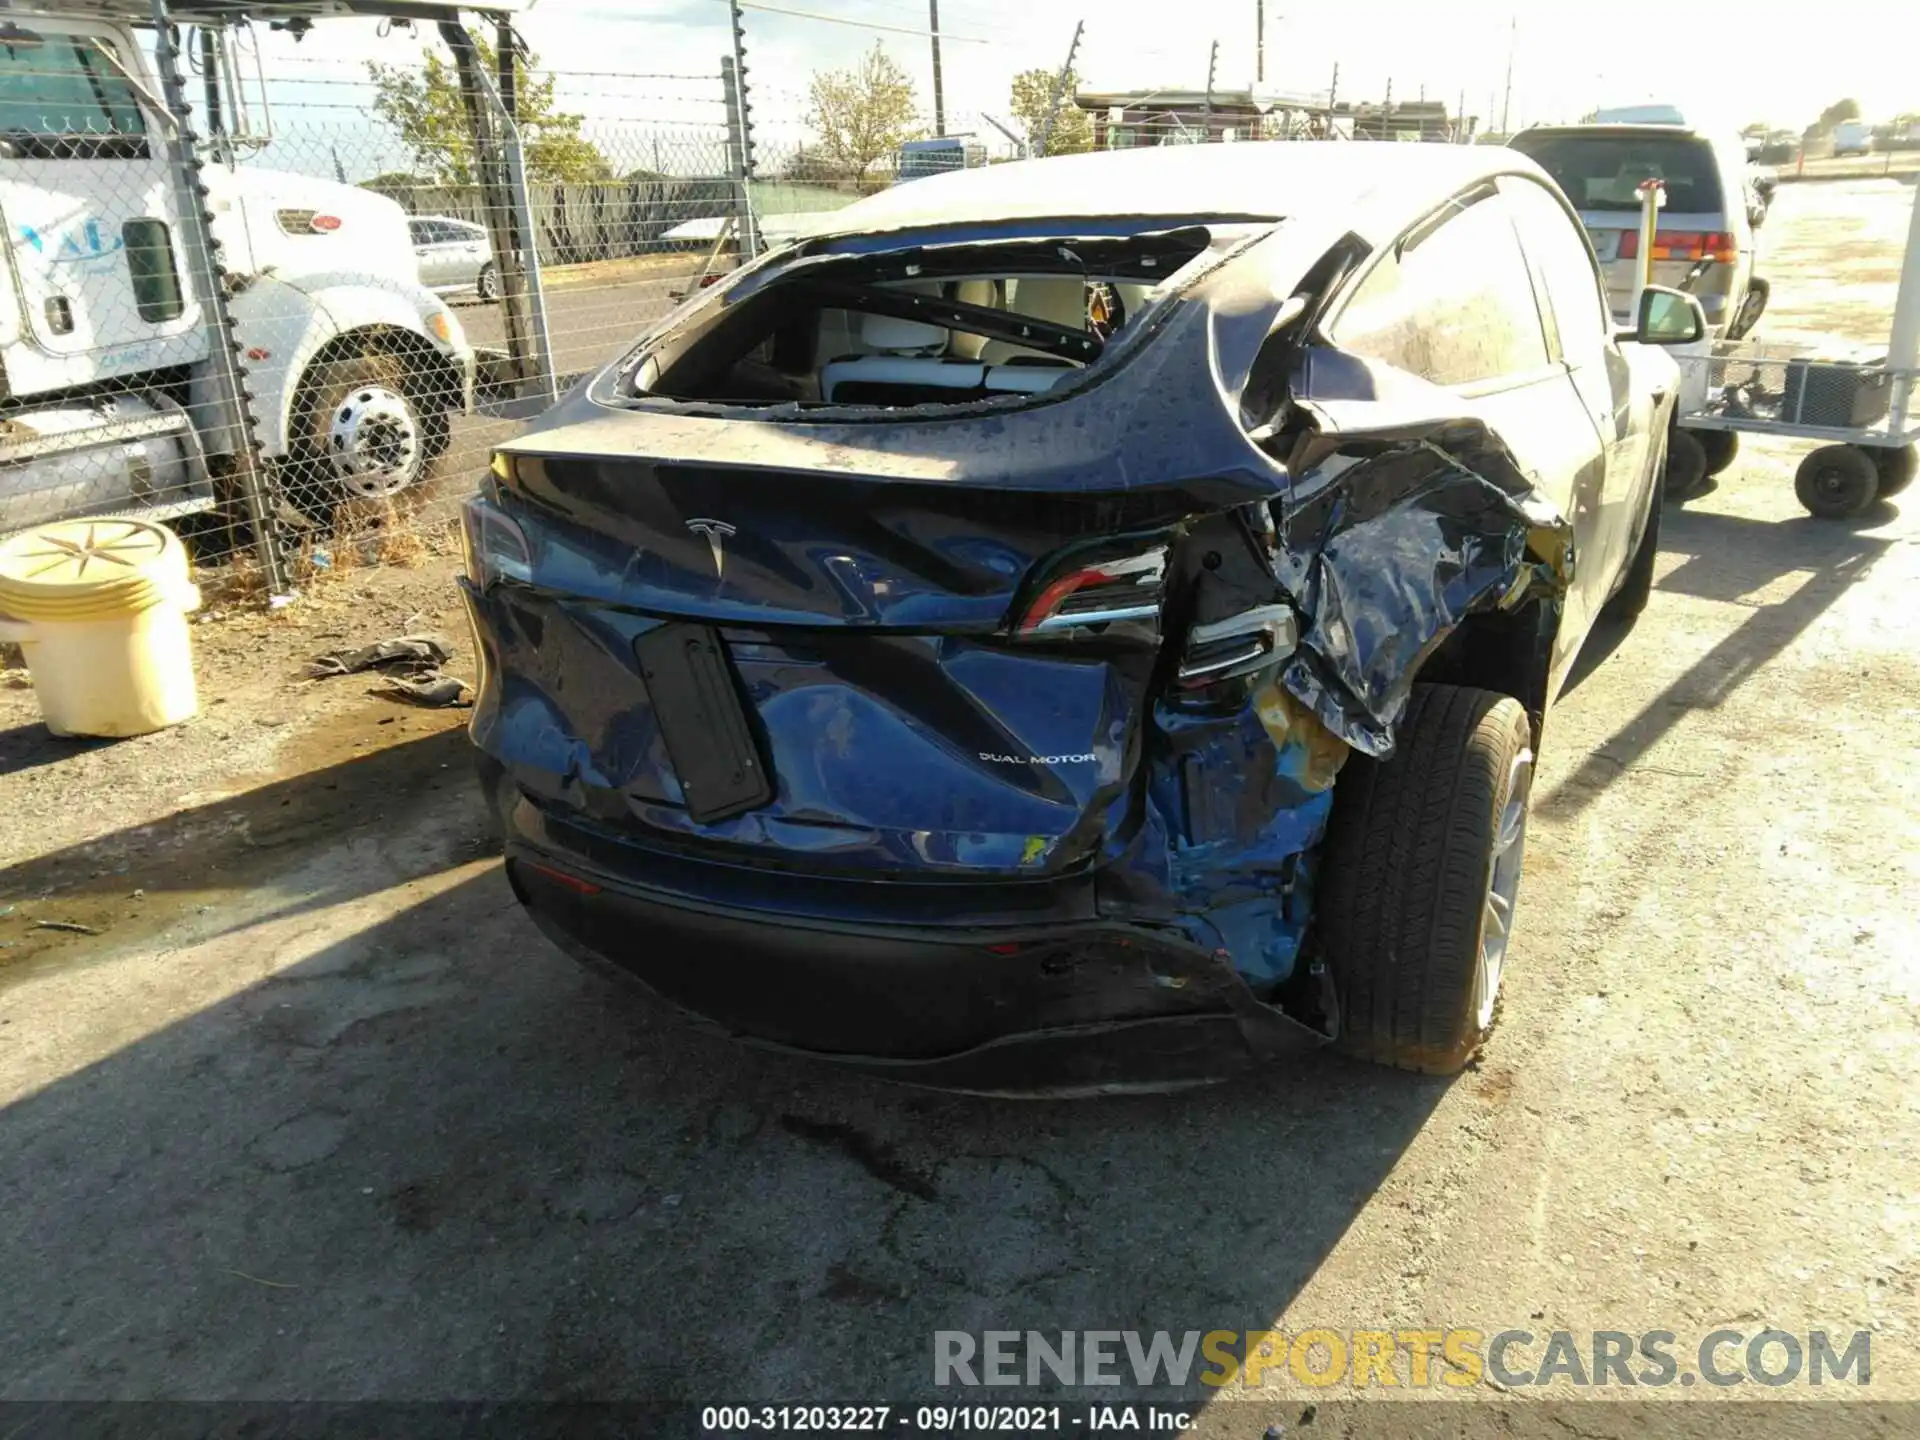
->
[0,1,531,553]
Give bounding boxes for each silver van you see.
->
[1509,124,1766,340]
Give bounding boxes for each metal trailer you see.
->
[1670,174,1920,519]
[1,0,557,597]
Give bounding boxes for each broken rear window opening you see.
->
[610,225,1231,416]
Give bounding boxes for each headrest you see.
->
[862,313,948,353]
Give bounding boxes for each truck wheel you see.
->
[1318,684,1534,1075]
[1602,474,1662,623]
[1664,429,1708,499]
[294,352,440,506]
[476,262,500,303]
[1794,444,1879,520]
[1698,429,1739,477]
[1871,443,1916,498]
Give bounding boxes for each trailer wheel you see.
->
[1664,428,1708,499]
[1871,442,1916,498]
[1698,430,1739,477]
[1318,684,1534,1075]
[1794,444,1880,520]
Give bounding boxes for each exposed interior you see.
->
[627,227,1216,411]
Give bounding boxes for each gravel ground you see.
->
[0,178,1916,1432]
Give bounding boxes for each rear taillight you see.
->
[460,469,533,588]
[1014,545,1167,636]
[1618,230,1737,264]
[1177,604,1297,688]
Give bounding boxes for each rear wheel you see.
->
[1664,428,1708,499]
[476,262,500,303]
[1318,684,1534,1075]
[1871,442,1916,498]
[1698,429,1740,477]
[1794,444,1879,520]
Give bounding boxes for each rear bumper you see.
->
[492,796,1329,1094]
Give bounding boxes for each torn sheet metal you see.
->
[1273,408,1575,757]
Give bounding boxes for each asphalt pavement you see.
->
[1,179,1916,1428]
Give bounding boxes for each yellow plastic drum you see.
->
[0,519,203,738]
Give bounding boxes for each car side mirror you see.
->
[1636,286,1707,346]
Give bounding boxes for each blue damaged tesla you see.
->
[459,143,1701,1093]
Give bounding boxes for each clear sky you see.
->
[250,0,1920,177]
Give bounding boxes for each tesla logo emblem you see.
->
[685,518,735,577]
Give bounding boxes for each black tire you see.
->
[1794,444,1880,520]
[1698,429,1740,477]
[1664,428,1708,499]
[1871,442,1916,498]
[288,351,443,514]
[1319,684,1534,1075]
[476,262,500,303]
[1727,277,1769,341]
[1602,474,1662,623]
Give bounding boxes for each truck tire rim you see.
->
[328,385,420,498]
[1474,749,1533,1033]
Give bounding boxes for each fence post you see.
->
[148,0,293,600]
[1036,20,1083,158]
[721,55,761,260]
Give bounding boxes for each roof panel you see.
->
[795,142,1529,242]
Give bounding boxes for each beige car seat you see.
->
[977,278,1090,366]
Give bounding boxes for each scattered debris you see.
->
[225,1269,300,1290]
[374,674,472,708]
[31,921,100,936]
[307,635,451,679]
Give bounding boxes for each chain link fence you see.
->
[1,5,1497,609]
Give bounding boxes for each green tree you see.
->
[366,38,611,185]
[806,42,921,186]
[1818,97,1862,131]
[1010,67,1091,156]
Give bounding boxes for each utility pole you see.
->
[1328,60,1339,133]
[1500,14,1515,135]
[1458,87,1466,143]
[1255,0,1264,85]
[928,0,946,137]
[1036,20,1083,158]
[1203,39,1218,135]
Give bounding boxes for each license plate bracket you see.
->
[635,623,773,824]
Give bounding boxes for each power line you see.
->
[725,0,994,44]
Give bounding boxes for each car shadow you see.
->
[0,758,1455,1404]
[0,727,494,974]
[1542,503,1893,818]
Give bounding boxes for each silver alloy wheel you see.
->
[1473,748,1534,1033]
[327,385,422,498]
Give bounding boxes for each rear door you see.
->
[453,220,489,282]
[1504,174,1654,594]
[1328,185,1610,652]
[0,22,201,371]
[411,219,462,284]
